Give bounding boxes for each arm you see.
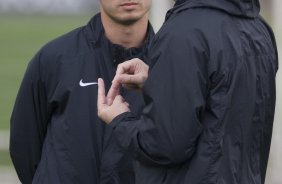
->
[98,29,208,166]
[10,52,49,183]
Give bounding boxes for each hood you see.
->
[172,0,260,18]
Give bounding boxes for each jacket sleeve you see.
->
[110,29,209,166]
[10,51,49,183]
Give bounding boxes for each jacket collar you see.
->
[83,13,104,46]
[110,23,154,66]
[83,13,155,65]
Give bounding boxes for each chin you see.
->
[117,15,142,25]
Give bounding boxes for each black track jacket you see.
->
[110,0,278,183]
[10,14,154,184]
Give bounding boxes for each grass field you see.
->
[0,14,92,166]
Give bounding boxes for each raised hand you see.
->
[97,78,130,124]
[107,58,149,105]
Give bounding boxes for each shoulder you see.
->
[155,7,241,58]
[38,14,102,65]
[24,26,90,82]
[160,8,233,38]
[39,26,86,61]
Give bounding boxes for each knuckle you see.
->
[145,65,149,70]
[140,74,147,81]
[116,95,122,100]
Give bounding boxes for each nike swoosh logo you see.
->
[79,79,98,87]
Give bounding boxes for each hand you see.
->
[97,78,130,124]
[115,58,149,89]
[107,58,149,105]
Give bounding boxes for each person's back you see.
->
[97,0,278,183]
[138,0,278,183]
[179,1,278,183]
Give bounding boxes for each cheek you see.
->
[145,0,152,9]
[142,1,152,13]
[101,1,116,14]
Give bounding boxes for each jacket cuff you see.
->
[109,112,137,129]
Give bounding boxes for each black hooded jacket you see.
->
[10,14,154,184]
[110,0,278,183]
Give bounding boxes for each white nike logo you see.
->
[79,79,98,87]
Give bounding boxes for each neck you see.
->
[101,13,149,49]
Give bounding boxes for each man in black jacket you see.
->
[98,0,278,183]
[10,0,154,183]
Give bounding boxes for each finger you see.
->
[116,59,137,75]
[125,58,147,74]
[97,78,107,108]
[116,62,129,75]
[115,74,143,85]
[107,80,121,105]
